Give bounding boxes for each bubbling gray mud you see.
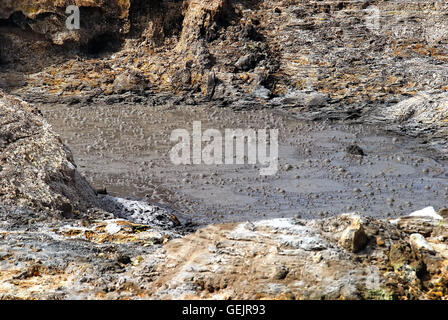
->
[39,102,448,226]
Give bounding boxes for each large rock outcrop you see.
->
[0,91,99,215]
[0,0,130,21]
[0,0,130,45]
[3,0,446,99]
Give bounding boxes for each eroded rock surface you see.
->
[1,0,447,148]
[1,1,448,301]
[149,213,448,300]
[0,91,99,215]
[370,91,448,153]
[0,0,130,45]
[2,208,448,300]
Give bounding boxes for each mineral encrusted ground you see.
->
[1,0,448,300]
[2,204,448,300]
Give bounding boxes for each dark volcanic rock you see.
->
[346,144,366,156]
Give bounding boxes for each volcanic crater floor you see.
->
[39,102,448,226]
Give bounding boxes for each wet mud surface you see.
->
[39,102,448,226]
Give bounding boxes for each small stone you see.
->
[132,256,144,266]
[376,237,385,247]
[105,223,121,234]
[80,219,91,227]
[253,86,272,100]
[346,144,365,156]
[312,253,323,263]
[271,266,289,280]
[338,217,368,253]
[409,233,435,253]
[438,208,448,219]
[389,243,413,269]
[235,54,257,71]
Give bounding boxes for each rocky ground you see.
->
[0,92,448,300]
[1,0,448,300]
[2,194,448,300]
[1,0,448,149]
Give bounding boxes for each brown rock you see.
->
[112,69,148,93]
[438,208,448,219]
[0,0,130,45]
[389,243,413,269]
[338,216,368,253]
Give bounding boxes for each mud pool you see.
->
[39,103,448,226]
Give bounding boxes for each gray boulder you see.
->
[0,91,99,215]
